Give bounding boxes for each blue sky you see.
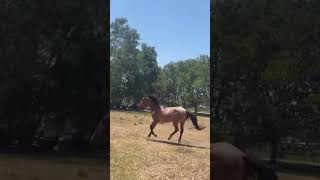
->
[111,0,210,67]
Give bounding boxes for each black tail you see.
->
[186,111,205,130]
[244,156,278,180]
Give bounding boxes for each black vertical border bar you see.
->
[105,0,111,179]
[210,0,216,178]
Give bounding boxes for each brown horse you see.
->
[138,95,205,143]
[212,142,278,180]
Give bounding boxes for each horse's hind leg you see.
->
[178,121,185,144]
[148,120,158,138]
[168,121,179,140]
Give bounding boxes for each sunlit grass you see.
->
[110,110,210,180]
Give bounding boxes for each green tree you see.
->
[110,17,140,107]
[134,43,159,102]
[110,18,159,107]
[157,56,210,112]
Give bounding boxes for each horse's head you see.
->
[138,96,150,109]
[138,96,159,109]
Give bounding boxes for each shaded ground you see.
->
[110,110,210,180]
[0,153,105,180]
[279,173,320,180]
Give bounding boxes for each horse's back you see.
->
[164,106,187,116]
[158,106,187,123]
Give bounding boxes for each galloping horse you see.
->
[212,142,278,180]
[138,95,205,143]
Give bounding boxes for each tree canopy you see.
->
[213,0,320,165]
[0,0,107,150]
[110,17,210,112]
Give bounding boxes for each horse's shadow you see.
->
[147,139,210,149]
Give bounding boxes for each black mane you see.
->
[147,95,159,105]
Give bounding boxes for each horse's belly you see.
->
[159,118,172,124]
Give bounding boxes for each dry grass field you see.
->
[110,110,210,180]
[110,110,320,180]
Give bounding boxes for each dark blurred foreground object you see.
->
[31,131,93,154]
[6,113,109,154]
[56,132,93,153]
[89,113,108,150]
[212,142,278,180]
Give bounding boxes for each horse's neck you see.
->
[155,106,168,116]
[149,104,161,113]
[151,106,165,121]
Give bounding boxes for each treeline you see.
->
[212,0,320,165]
[0,1,107,150]
[110,18,210,113]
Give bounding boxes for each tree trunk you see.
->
[194,105,197,114]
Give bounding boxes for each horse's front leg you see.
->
[148,120,158,138]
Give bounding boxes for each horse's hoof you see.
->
[154,134,157,138]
